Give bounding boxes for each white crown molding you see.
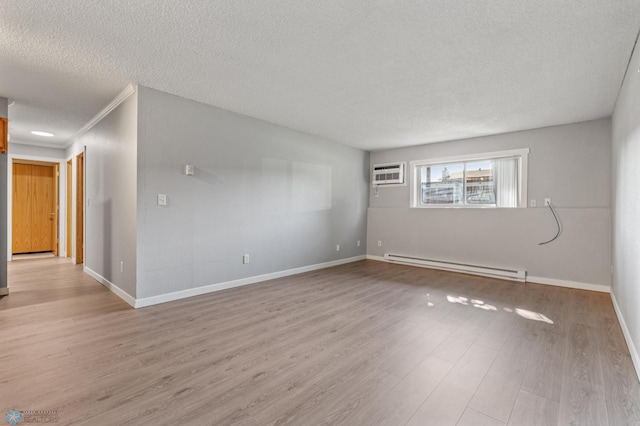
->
[65,83,137,148]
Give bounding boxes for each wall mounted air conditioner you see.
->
[372,162,405,185]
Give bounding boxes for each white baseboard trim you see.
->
[84,267,136,308]
[366,255,386,262]
[0,287,8,296]
[134,255,367,309]
[526,276,610,293]
[366,255,609,293]
[611,292,640,383]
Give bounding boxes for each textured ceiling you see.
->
[1,1,639,150]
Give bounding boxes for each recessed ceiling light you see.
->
[31,131,55,137]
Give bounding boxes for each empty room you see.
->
[2,1,640,425]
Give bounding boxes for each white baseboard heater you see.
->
[384,253,526,282]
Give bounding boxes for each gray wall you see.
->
[68,92,138,297]
[368,118,611,286]
[0,98,7,290]
[612,35,640,370]
[136,86,369,299]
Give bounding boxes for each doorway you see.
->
[12,160,59,256]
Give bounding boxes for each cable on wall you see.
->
[538,201,562,245]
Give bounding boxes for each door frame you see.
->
[7,153,66,261]
[75,152,84,264]
[11,159,59,256]
[52,163,59,256]
[66,159,72,258]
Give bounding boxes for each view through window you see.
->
[413,151,526,208]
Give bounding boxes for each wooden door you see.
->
[66,160,72,258]
[12,163,58,254]
[12,164,31,253]
[31,165,53,252]
[75,153,84,264]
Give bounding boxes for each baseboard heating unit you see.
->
[384,253,526,282]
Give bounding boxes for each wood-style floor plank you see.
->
[520,328,566,402]
[507,390,559,426]
[2,258,640,425]
[406,343,498,426]
[558,323,609,426]
[457,408,505,426]
[468,334,534,423]
[367,355,453,425]
[594,300,640,424]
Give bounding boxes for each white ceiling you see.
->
[1,1,639,151]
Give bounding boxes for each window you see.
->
[410,149,528,208]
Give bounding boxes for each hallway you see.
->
[1,257,128,317]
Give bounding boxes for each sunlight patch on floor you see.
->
[447,295,553,323]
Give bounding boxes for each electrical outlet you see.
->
[357,240,361,247]
[530,199,536,207]
[243,254,250,264]
[544,198,551,206]
[120,261,124,273]
[157,194,167,206]
[378,240,382,247]
[336,244,340,251]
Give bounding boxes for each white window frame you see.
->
[409,148,529,208]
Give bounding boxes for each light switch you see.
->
[157,194,167,206]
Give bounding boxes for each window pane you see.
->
[421,163,464,205]
[465,160,495,204]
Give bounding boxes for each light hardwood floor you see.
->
[1,258,640,425]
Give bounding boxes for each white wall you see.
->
[66,90,138,298]
[136,86,369,299]
[368,118,611,289]
[611,35,640,377]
